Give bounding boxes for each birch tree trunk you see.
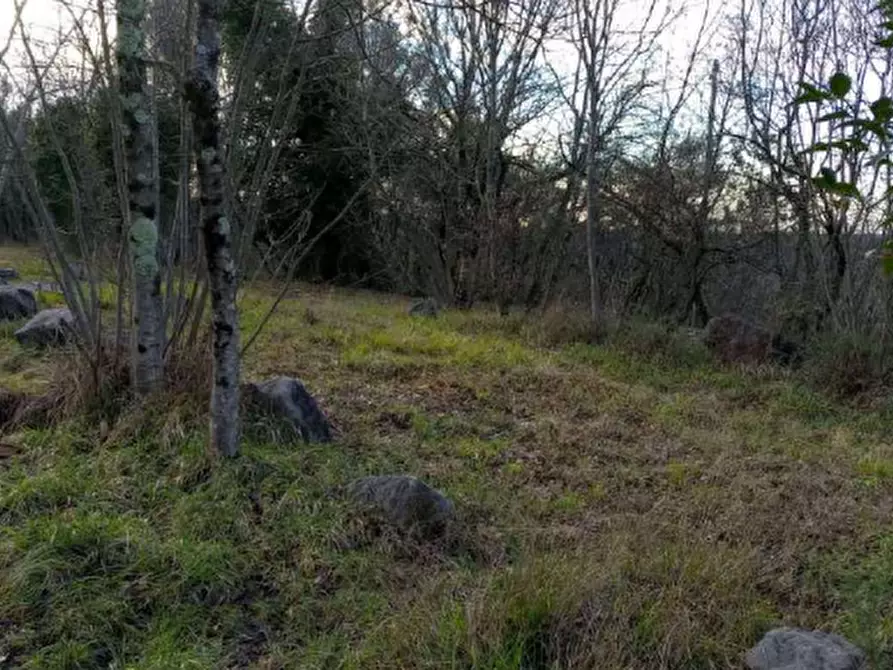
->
[188,0,241,457]
[585,83,603,324]
[117,0,165,394]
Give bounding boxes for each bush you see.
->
[802,331,893,399]
[534,307,606,348]
[530,307,711,368]
[605,319,711,368]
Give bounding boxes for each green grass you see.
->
[2,248,893,667]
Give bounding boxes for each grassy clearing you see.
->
[1,248,893,668]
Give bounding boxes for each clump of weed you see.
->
[811,533,893,667]
[802,331,893,400]
[354,536,776,670]
[533,306,606,347]
[605,318,711,367]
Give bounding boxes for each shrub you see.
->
[802,331,893,399]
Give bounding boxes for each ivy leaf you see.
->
[871,96,893,123]
[818,110,850,122]
[800,142,832,153]
[818,167,838,185]
[831,138,870,152]
[794,82,833,104]
[843,118,890,140]
[829,72,852,98]
[812,170,861,198]
[828,181,862,198]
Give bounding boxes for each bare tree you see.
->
[732,0,886,331]
[2,1,107,368]
[399,0,561,306]
[187,0,241,457]
[568,0,675,322]
[118,0,165,393]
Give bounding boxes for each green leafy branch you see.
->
[794,0,893,271]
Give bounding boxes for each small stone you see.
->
[242,376,332,443]
[347,475,455,539]
[409,297,439,318]
[14,308,74,348]
[0,286,37,322]
[745,628,866,670]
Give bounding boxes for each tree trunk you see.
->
[117,0,165,394]
[585,112,602,323]
[792,189,816,306]
[188,0,241,457]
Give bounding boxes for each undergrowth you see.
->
[1,248,892,668]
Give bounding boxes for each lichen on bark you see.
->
[117,0,164,394]
[131,216,159,278]
[190,0,242,456]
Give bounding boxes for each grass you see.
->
[2,248,893,668]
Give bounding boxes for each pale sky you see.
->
[1,0,723,82]
[0,0,724,151]
[1,0,76,55]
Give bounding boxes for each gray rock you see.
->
[14,308,74,348]
[0,286,37,322]
[17,281,62,295]
[0,268,18,282]
[409,297,439,318]
[746,628,866,670]
[347,475,455,539]
[243,376,332,443]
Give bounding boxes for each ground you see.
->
[1,245,892,669]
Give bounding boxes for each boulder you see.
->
[0,268,18,282]
[704,313,772,364]
[0,286,37,322]
[409,297,439,318]
[746,628,866,670]
[347,475,455,539]
[14,308,74,348]
[242,376,332,443]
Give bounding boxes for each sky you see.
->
[1,0,725,78]
[0,0,725,150]
[1,0,101,96]
[1,0,76,56]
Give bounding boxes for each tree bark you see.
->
[585,99,603,324]
[117,0,165,394]
[188,0,241,457]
